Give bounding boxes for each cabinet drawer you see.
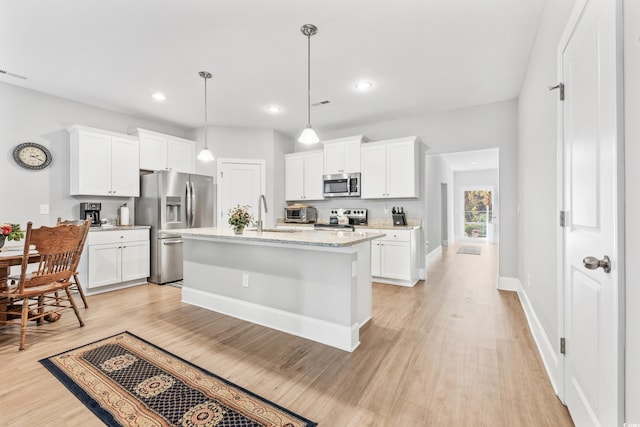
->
[88,229,149,245]
[380,229,410,242]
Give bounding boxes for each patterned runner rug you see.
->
[40,331,316,427]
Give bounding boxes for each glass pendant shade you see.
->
[298,126,319,144]
[197,146,215,161]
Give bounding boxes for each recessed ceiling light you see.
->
[355,81,373,91]
[152,93,166,101]
[471,162,478,166]
[265,105,282,114]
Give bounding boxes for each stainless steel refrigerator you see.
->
[136,171,215,284]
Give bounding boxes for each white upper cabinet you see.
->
[322,135,365,174]
[68,125,140,197]
[285,150,325,201]
[361,136,420,199]
[134,128,195,174]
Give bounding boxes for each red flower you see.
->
[1,224,12,236]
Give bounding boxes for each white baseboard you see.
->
[181,287,360,352]
[426,245,443,265]
[497,276,519,291]
[373,277,418,287]
[515,281,563,399]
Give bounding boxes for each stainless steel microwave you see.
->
[284,206,317,223]
[323,173,361,198]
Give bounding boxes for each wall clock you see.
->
[13,142,53,170]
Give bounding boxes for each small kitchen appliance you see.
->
[322,173,361,198]
[80,202,101,227]
[284,205,317,223]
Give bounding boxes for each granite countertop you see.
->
[89,225,151,232]
[172,227,386,248]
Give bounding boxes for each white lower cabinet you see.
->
[369,228,419,287]
[80,229,150,294]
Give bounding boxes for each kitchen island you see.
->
[173,227,385,352]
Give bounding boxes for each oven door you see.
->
[323,174,351,197]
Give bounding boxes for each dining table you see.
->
[0,247,40,322]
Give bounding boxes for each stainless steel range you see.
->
[329,208,368,225]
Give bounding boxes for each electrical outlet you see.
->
[40,204,49,214]
[242,273,250,288]
[384,205,389,214]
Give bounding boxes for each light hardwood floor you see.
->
[0,243,574,426]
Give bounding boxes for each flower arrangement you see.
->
[1,223,25,241]
[227,205,253,233]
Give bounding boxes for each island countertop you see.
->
[172,227,385,248]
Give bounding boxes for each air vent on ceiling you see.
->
[0,69,28,80]
[312,100,331,107]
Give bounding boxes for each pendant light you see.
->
[298,24,319,144]
[197,71,215,162]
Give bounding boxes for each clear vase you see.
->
[233,226,244,235]
[0,235,5,250]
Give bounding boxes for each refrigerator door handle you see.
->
[185,180,192,228]
[189,181,196,227]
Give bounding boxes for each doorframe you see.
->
[216,158,267,226]
[555,0,625,416]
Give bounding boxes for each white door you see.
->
[561,0,623,425]
[218,159,265,228]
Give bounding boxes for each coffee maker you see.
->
[80,202,101,227]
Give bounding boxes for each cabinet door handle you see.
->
[163,240,183,245]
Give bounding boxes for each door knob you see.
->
[583,255,611,273]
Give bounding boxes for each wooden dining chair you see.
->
[56,217,90,308]
[0,220,90,350]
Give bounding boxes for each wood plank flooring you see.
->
[0,243,574,426]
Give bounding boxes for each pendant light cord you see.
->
[204,76,208,149]
[307,34,311,127]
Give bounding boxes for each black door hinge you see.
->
[560,211,566,227]
[560,337,566,355]
[549,82,565,101]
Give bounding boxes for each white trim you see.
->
[372,277,418,287]
[497,276,519,292]
[182,287,361,352]
[426,245,443,265]
[516,281,563,400]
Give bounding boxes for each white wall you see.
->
[452,169,499,242]
[318,99,519,278]
[624,0,640,420]
[0,82,188,226]
[186,126,294,228]
[517,0,577,395]
[425,154,454,255]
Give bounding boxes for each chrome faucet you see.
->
[257,194,268,232]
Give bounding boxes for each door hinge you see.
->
[220,171,223,179]
[559,211,566,227]
[560,337,566,355]
[549,82,565,101]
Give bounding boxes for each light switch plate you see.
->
[40,204,49,214]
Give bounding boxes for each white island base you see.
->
[179,230,379,352]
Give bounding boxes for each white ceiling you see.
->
[0,0,544,139]
[439,148,499,172]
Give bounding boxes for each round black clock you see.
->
[13,142,53,170]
